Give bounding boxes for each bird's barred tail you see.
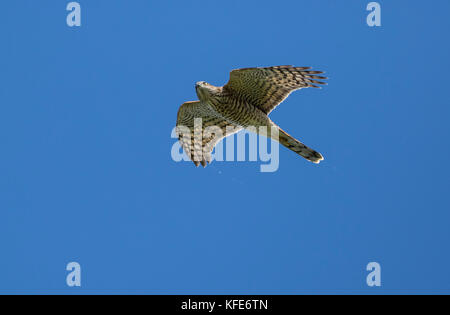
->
[277,128,324,164]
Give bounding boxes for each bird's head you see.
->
[195,81,217,102]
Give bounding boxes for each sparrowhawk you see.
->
[176,65,327,167]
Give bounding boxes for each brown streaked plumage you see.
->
[176,65,327,167]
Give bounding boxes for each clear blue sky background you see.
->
[1,1,449,294]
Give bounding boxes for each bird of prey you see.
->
[176,65,327,167]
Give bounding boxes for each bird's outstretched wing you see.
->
[223,65,327,114]
[176,101,242,167]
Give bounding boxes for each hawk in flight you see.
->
[176,65,327,167]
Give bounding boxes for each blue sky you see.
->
[1,1,449,294]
